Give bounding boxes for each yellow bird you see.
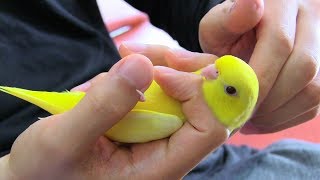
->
[0,55,259,143]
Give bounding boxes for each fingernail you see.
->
[169,48,197,58]
[117,58,151,92]
[240,122,261,134]
[154,66,178,75]
[226,129,231,138]
[136,89,146,102]
[122,42,147,53]
[71,81,91,91]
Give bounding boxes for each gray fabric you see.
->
[185,139,320,180]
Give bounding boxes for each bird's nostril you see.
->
[201,64,219,80]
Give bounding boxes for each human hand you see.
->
[199,0,320,133]
[0,48,227,179]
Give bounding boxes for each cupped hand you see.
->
[199,0,320,133]
[1,47,227,180]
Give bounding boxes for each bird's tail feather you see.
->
[0,86,85,114]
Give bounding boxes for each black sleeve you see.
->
[125,0,225,52]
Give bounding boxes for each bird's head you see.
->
[200,55,259,131]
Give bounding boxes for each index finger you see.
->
[249,1,297,105]
[119,43,218,72]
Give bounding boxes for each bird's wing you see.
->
[105,109,184,143]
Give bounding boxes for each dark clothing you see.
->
[0,0,120,156]
[125,0,224,51]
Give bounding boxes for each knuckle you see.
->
[304,81,320,107]
[182,75,203,99]
[273,27,294,56]
[106,102,127,120]
[92,72,108,84]
[38,137,64,157]
[209,127,228,146]
[169,59,186,71]
[255,74,272,101]
[86,92,110,115]
[299,52,319,82]
[87,75,136,119]
[96,72,108,79]
[38,118,68,157]
[165,73,202,101]
[309,108,319,119]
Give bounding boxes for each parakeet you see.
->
[0,55,259,143]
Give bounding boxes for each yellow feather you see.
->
[202,55,259,130]
[0,87,85,114]
[0,55,259,142]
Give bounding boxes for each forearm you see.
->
[125,0,225,52]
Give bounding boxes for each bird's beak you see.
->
[201,64,219,80]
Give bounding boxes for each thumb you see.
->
[199,0,264,55]
[47,54,153,156]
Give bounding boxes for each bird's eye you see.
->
[225,86,237,96]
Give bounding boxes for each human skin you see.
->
[199,0,320,133]
[0,51,227,180]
